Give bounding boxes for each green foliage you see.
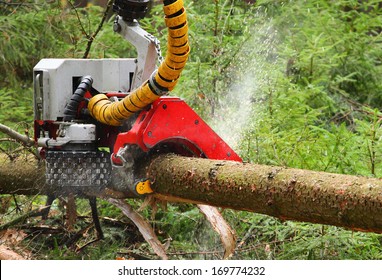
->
[274,0,382,107]
[1,2,71,88]
[223,210,382,260]
[0,89,33,126]
[234,0,382,177]
[0,2,133,89]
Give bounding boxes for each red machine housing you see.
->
[111,96,242,165]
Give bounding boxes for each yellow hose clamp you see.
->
[168,22,188,38]
[136,84,160,103]
[169,42,190,55]
[158,64,181,81]
[169,35,188,47]
[88,94,108,116]
[166,50,189,63]
[149,70,169,96]
[166,60,187,70]
[155,74,178,90]
[163,0,184,16]
[165,9,187,28]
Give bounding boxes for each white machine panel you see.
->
[33,59,137,121]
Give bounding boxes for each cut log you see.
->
[2,154,382,234]
[0,157,46,195]
[142,154,382,234]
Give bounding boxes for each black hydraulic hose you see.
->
[63,76,93,122]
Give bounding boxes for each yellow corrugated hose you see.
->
[88,0,189,126]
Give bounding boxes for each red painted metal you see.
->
[112,96,242,165]
[106,92,128,98]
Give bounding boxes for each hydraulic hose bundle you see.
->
[63,76,93,122]
[88,0,189,126]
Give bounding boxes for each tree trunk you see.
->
[0,158,46,195]
[141,155,382,234]
[2,154,382,233]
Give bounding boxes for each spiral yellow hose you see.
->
[88,0,189,126]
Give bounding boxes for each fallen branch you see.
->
[0,124,35,147]
[107,198,168,260]
[118,249,225,257]
[0,245,25,260]
[75,238,102,253]
[0,206,49,231]
[197,205,236,259]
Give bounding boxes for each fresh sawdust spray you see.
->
[193,17,283,259]
[209,19,280,155]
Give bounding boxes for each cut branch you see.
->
[197,204,236,259]
[0,124,35,147]
[107,198,168,260]
[0,206,49,231]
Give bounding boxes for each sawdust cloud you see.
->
[209,20,279,154]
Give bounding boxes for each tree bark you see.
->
[2,154,382,234]
[142,155,382,234]
[0,158,46,195]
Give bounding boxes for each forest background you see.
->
[0,0,382,259]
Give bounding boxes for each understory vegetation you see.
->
[1,0,382,259]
